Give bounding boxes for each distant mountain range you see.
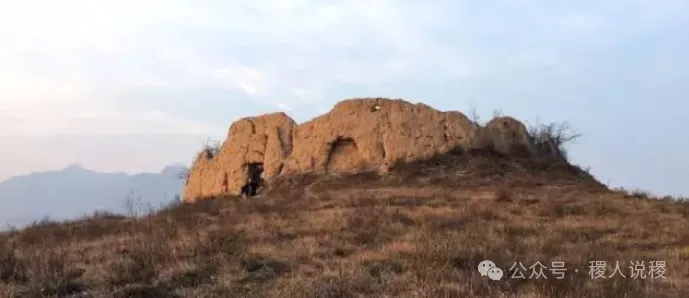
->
[0,164,187,229]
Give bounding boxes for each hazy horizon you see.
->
[1,1,688,197]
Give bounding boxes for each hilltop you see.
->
[184,98,561,202]
[0,99,688,297]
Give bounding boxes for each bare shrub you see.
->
[527,120,582,160]
[198,138,221,160]
[467,103,482,126]
[614,187,652,199]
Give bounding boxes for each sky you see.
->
[0,0,688,196]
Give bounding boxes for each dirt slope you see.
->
[2,150,687,297]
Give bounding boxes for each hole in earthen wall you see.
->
[325,137,364,172]
[241,162,264,197]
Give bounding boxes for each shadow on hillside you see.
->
[263,148,606,196]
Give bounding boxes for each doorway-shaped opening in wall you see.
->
[241,162,264,197]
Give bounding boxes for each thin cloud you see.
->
[0,0,687,137]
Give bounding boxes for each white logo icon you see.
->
[478,260,503,280]
[487,267,504,280]
[478,260,496,276]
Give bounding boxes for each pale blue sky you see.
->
[0,0,687,196]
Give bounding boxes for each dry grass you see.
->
[1,150,688,297]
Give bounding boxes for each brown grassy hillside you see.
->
[1,149,689,297]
